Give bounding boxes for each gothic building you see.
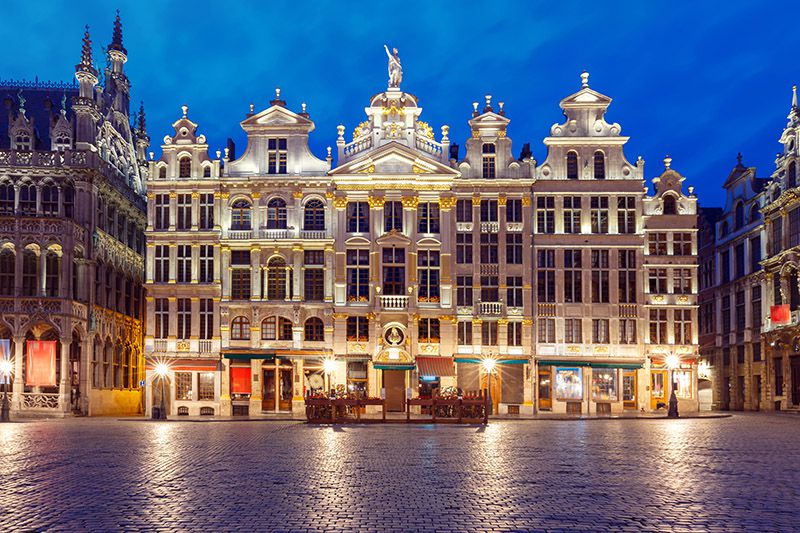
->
[144,61,700,417]
[0,15,148,416]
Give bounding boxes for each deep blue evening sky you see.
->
[1,1,798,208]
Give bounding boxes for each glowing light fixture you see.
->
[482,358,497,374]
[155,363,169,377]
[0,359,12,377]
[323,358,337,375]
[665,354,680,370]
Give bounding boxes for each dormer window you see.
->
[481,143,496,179]
[567,151,578,179]
[268,138,287,174]
[663,196,677,215]
[203,166,211,178]
[158,166,166,179]
[593,151,605,179]
[15,133,31,151]
[178,156,191,178]
[54,135,71,152]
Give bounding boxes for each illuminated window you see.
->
[175,372,192,400]
[346,316,369,342]
[417,250,440,302]
[418,318,440,343]
[346,249,369,301]
[198,373,215,400]
[482,143,496,179]
[267,138,287,174]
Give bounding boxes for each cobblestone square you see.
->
[1,414,799,532]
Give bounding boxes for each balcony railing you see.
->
[199,340,214,354]
[480,264,499,276]
[153,339,168,352]
[300,230,327,240]
[480,221,500,233]
[478,301,503,315]
[379,295,409,311]
[259,228,289,240]
[226,230,252,240]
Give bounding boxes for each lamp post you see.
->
[323,358,336,398]
[482,357,497,416]
[0,358,12,423]
[666,354,680,418]
[154,363,169,420]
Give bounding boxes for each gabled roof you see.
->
[240,104,314,133]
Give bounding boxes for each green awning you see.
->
[537,360,642,370]
[454,357,529,365]
[374,363,415,371]
[223,353,275,361]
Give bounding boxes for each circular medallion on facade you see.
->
[384,326,404,346]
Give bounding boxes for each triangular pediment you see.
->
[330,141,459,177]
[560,87,612,108]
[241,105,313,131]
[376,230,411,246]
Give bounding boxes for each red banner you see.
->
[26,340,56,387]
[230,367,251,394]
[771,304,791,326]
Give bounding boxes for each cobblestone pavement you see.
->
[1,414,799,532]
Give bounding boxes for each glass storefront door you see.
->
[623,371,636,410]
[538,367,552,411]
[650,370,666,410]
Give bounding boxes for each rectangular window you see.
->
[456,199,473,222]
[564,318,582,344]
[456,233,473,264]
[346,316,369,342]
[457,321,473,345]
[735,290,746,332]
[721,295,731,332]
[198,372,215,401]
[176,194,191,230]
[563,196,582,234]
[751,286,762,331]
[267,138,288,174]
[721,250,730,284]
[177,245,191,283]
[155,245,169,283]
[673,268,692,295]
[199,193,214,230]
[775,358,783,395]
[417,202,440,233]
[480,199,498,222]
[564,250,582,303]
[346,249,369,301]
[418,318,440,343]
[199,298,213,340]
[508,322,523,346]
[591,250,609,303]
[750,236,761,272]
[734,243,745,278]
[537,318,556,343]
[304,269,324,302]
[155,194,170,230]
[649,232,667,255]
[592,319,610,344]
[753,342,762,362]
[649,268,667,295]
[616,196,636,234]
[737,345,745,365]
[480,233,498,264]
[155,298,169,339]
[537,250,556,303]
[789,207,800,248]
[590,197,609,233]
[506,233,523,264]
[506,199,523,223]
[482,143,496,178]
[673,232,692,256]
[772,217,784,254]
[346,202,369,233]
[649,309,667,344]
[230,256,251,300]
[674,309,692,345]
[177,298,191,339]
[175,372,192,400]
[456,276,473,306]
[618,250,637,303]
[482,321,498,345]
[591,369,618,401]
[506,276,523,308]
[418,250,440,301]
[382,247,405,296]
[384,201,403,233]
[480,276,499,302]
[619,319,637,344]
[199,245,214,283]
[536,197,555,234]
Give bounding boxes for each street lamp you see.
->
[665,354,680,418]
[323,358,336,397]
[482,357,497,416]
[154,363,169,420]
[0,358,12,423]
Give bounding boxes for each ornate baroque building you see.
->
[0,16,147,416]
[145,57,701,417]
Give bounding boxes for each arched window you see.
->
[720,221,729,238]
[304,317,324,341]
[278,317,293,340]
[14,132,31,150]
[566,151,578,179]
[22,249,38,296]
[266,198,287,229]
[0,248,15,296]
[0,183,14,215]
[734,202,744,230]
[178,156,191,178]
[231,199,252,230]
[749,206,759,224]
[19,184,36,214]
[104,340,113,388]
[203,166,211,178]
[54,135,71,152]
[158,166,166,179]
[63,186,74,218]
[45,251,59,297]
[663,195,677,215]
[266,257,287,300]
[231,316,250,340]
[593,151,605,179]
[304,199,325,231]
[788,161,797,189]
[260,316,291,340]
[41,184,58,216]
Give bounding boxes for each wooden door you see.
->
[623,371,637,410]
[384,370,406,411]
[538,368,552,410]
[262,369,276,412]
[279,368,293,411]
[650,370,666,410]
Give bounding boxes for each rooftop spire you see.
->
[793,84,798,109]
[137,101,146,134]
[80,25,93,67]
[109,9,127,55]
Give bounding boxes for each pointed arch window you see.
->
[63,186,74,218]
[266,198,287,229]
[19,184,36,214]
[567,151,578,179]
[304,317,324,341]
[593,151,606,179]
[178,156,191,178]
[0,248,14,296]
[231,316,250,340]
[231,199,252,230]
[663,195,677,215]
[54,135,71,152]
[14,133,31,151]
[0,183,14,215]
[266,257,288,300]
[304,199,325,231]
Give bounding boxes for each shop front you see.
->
[454,357,528,415]
[648,356,699,413]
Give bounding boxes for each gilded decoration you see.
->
[401,196,419,209]
[353,120,370,140]
[416,121,434,139]
[472,195,481,206]
[367,196,385,209]
[521,197,532,207]
[412,164,431,174]
[332,197,348,210]
[357,164,376,174]
[438,196,457,210]
[498,195,507,206]
[292,191,304,199]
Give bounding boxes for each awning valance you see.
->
[537,360,643,370]
[416,357,455,377]
[374,363,415,371]
[454,357,529,365]
[222,352,275,360]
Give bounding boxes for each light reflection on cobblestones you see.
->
[0,415,798,531]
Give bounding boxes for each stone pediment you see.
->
[241,105,314,132]
[560,87,613,108]
[376,230,411,246]
[330,141,459,178]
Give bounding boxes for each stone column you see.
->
[191,243,200,283]
[191,192,199,231]
[59,339,71,413]
[250,247,261,300]
[168,192,177,230]
[12,337,24,410]
[168,244,177,283]
[14,247,23,296]
[220,246,230,299]
[292,247,302,301]
[249,358,263,414]
[219,357,231,416]
[324,245,334,303]
[39,251,47,297]
[80,334,93,415]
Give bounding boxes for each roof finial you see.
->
[581,70,589,88]
[301,102,307,113]
[109,9,126,55]
[663,155,672,169]
[737,152,743,166]
[483,94,492,113]
[79,25,93,67]
[793,84,798,109]
[181,104,188,118]
[276,87,281,100]
[137,101,146,134]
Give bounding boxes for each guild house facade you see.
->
[144,49,700,417]
[0,15,148,416]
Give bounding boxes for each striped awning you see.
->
[416,357,455,377]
